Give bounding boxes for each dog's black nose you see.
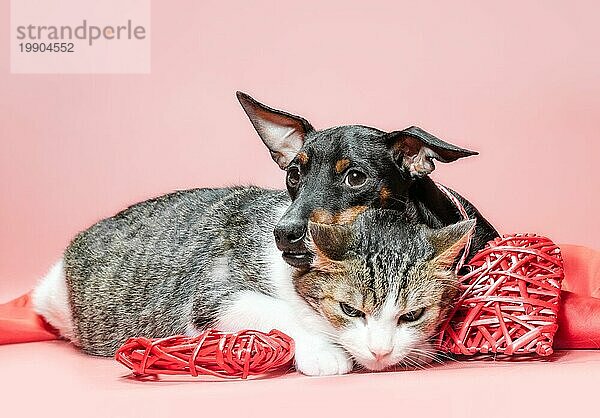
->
[274,220,306,248]
[274,220,311,268]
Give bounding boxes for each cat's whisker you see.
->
[407,352,438,370]
[407,349,445,365]
[404,355,428,371]
[411,344,462,364]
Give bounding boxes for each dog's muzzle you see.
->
[273,219,312,268]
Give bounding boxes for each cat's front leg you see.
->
[213,291,353,376]
[292,334,353,376]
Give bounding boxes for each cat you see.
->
[32,187,473,376]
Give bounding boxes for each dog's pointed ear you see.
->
[237,92,314,169]
[385,126,478,178]
[308,221,354,263]
[427,219,476,269]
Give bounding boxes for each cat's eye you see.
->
[340,302,365,318]
[286,166,300,188]
[344,169,367,188]
[398,308,425,323]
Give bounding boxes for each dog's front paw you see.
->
[294,341,353,376]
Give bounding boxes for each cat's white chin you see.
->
[356,357,398,371]
[358,353,432,371]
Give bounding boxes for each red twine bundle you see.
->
[438,234,563,356]
[115,329,294,379]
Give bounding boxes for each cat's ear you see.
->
[428,219,476,268]
[237,92,314,169]
[385,127,477,178]
[307,221,354,263]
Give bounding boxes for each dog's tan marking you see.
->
[333,206,368,225]
[310,206,367,226]
[297,152,309,165]
[310,209,334,224]
[335,159,350,173]
[379,186,391,207]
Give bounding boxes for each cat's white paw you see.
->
[294,342,353,376]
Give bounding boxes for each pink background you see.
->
[2,341,599,418]
[1,1,599,297]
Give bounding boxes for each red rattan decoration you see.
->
[115,329,294,379]
[438,234,564,357]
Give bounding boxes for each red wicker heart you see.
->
[438,234,564,356]
[115,329,295,379]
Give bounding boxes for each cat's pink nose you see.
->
[369,348,392,361]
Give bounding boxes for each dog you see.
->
[237,92,499,268]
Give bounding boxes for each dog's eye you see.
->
[398,308,425,324]
[340,302,365,318]
[287,167,300,188]
[344,169,367,187]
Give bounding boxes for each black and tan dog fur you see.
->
[236,92,498,267]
